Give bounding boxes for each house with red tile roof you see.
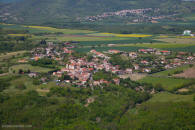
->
[108,49,121,54]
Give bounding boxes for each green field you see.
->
[3,76,34,95]
[119,101,195,130]
[7,22,195,54]
[42,35,130,42]
[0,24,95,34]
[114,42,195,53]
[166,46,195,53]
[31,32,156,43]
[9,64,53,73]
[139,76,194,91]
[118,43,195,48]
[0,23,159,44]
[2,76,58,96]
[147,92,194,103]
[119,91,195,129]
[78,37,157,45]
[74,42,195,53]
[153,65,191,76]
[0,51,27,61]
[156,37,195,44]
[184,14,195,21]
[87,33,115,37]
[73,46,144,52]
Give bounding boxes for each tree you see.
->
[87,55,93,62]
[0,94,9,103]
[33,79,41,85]
[58,73,71,81]
[18,69,23,74]
[193,95,195,101]
[19,36,26,41]
[155,83,164,92]
[15,83,26,90]
[27,69,31,73]
[0,81,10,92]
[110,54,133,69]
[189,64,193,68]
[40,40,47,45]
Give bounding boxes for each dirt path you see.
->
[174,68,195,78]
[0,73,9,77]
[119,73,147,81]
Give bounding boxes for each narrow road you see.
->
[0,73,9,77]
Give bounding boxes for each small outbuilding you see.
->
[183,30,191,36]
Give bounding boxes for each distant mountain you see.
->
[0,0,194,25]
[0,0,22,3]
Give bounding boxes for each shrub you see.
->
[173,70,183,74]
[33,79,41,85]
[155,83,164,92]
[189,64,194,68]
[0,94,9,103]
[0,81,10,92]
[15,83,26,90]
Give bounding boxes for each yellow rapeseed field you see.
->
[0,23,14,25]
[23,25,94,34]
[8,34,31,37]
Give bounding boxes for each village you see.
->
[21,41,195,87]
[80,8,177,23]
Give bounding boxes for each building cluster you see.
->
[29,43,195,87]
[183,30,194,36]
[133,48,195,72]
[31,43,74,63]
[52,50,123,86]
[82,8,154,22]
[79,8,177,23]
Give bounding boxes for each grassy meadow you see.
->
[44,34,131,42]
[3,76,57,96]
[153,65,191,76]
[139,76,194,91]
[3,76,34,95]
[119,97,195,130]
[94,33,153,37]
[73,46,144,52]
[9,64,54,73]
[157,37,195,44]
[0,51,27,61]
[147,92,194,103]
[117,43,195,48]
